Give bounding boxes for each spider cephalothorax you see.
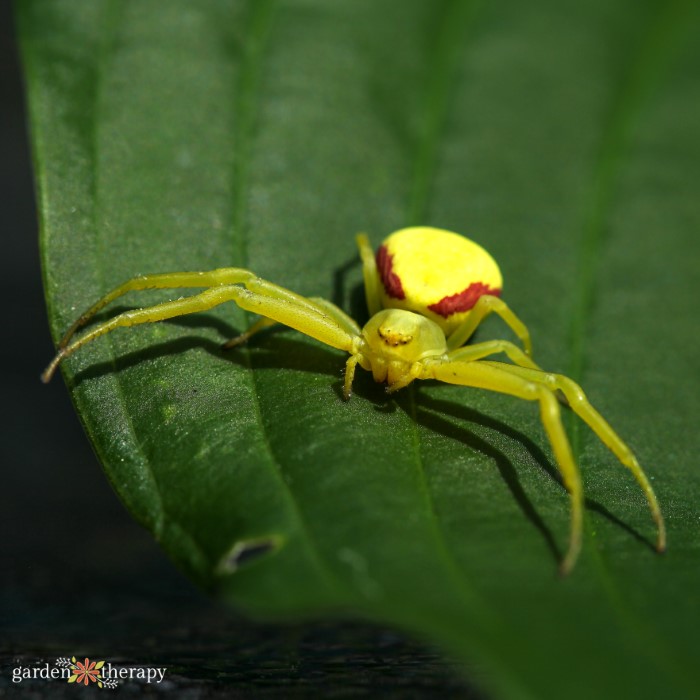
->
[43,226,665,574]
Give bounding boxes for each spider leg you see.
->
[479,361,666,555]
[221,316,278,349]
[385,341,541,399]
[385,365,422,394]
[222,296,361,349]
[417,358,653,574]
[446,339,542,371]
[43,283,358,383]
[55,269,259,350]
[356,233,382,317]
[308,297,362,335]
[445,295,533,355]
[343,353,366,400]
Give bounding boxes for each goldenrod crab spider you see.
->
[43,226,665,574]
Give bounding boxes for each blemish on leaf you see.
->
[216,535,282,574]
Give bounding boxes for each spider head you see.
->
[362,309,447,364]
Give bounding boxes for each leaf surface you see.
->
[18,0,700,698]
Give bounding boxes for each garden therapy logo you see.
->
[11,657,167,688]
[57,657,115,689]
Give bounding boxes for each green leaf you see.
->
[18,0,700,698]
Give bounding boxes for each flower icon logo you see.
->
[68,658,103,686]
[55,657,117,689]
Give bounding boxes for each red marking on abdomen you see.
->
[376,245,405,300]
[428,283,501,317]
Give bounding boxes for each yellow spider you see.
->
[43,226,665,574]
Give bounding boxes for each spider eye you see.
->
[377,326,413,346]
[362,308,447,362]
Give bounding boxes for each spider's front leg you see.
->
[480,361,666,554]
[42,271,360,383]
[417,357,664,574]
[54,269,259,350]
[223,295,361,349]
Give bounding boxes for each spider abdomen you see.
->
[376,227,502,335]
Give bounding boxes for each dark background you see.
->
[0,4,475,697]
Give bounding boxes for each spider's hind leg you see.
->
[355,233,382,317]
[222,317,277,349]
